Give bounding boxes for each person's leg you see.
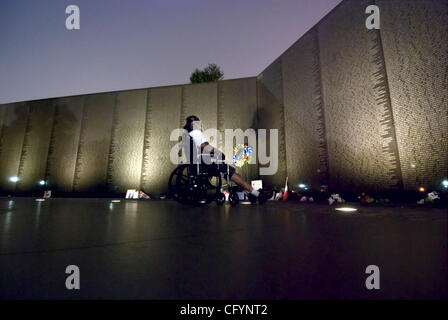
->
[223,165,270,204]
[219,164,250,191]
[226,166,260,198]
[230,172,253,193]
[217,164,263,200]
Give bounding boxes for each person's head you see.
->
[184,115,201,132]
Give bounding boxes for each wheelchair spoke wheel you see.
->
[168,166,182,194]
[168,165,190,204]
[179,166,212,206]
[168,164,223,206]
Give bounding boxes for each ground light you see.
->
[9,176,19,182]
[39,180,46,185]
[35,199,45,202]
[442,180,448,189]
[335,207,358,212]
[419,187,426,193]
[298,184,308,190]
[111,200,121,203]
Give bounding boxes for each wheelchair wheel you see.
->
[229,191,239,206]
[168,165,184,200]
[170,164,222,206]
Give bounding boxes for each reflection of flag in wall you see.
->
[283,176,290,201]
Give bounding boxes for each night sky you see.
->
[0,0,341,104]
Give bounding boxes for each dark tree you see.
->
[190,63,224,84]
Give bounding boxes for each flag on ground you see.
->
[283,176,290,201]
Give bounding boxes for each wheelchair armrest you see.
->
[199,153,227,165]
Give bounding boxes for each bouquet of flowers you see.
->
[300,196,314,203]
[418,191,440,204]
[233,144,253,168]
[360,193,375,205]
[328,193,345,205]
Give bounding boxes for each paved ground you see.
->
[0,198,446,299]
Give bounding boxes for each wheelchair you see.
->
[168,140,243,207]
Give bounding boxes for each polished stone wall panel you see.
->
[16,100,55,192]
[181,82,218,138]
[45,96,84,192]
[0,103,29,193]
[141,86,182,195]
[218,78,259,182]
[318,0,400,191]
[107,89,147,193]
[281,29,329,190]
[378,0,448,190]
[257,59,288,188]
[73,93,115,193]
[0,106,5,132]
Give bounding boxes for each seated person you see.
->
[181,115,268,204]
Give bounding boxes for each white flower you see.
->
[427,191,440,200]
[328,193,345,204]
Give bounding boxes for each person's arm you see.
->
[190,130,226,161]
[200,142,225,161]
